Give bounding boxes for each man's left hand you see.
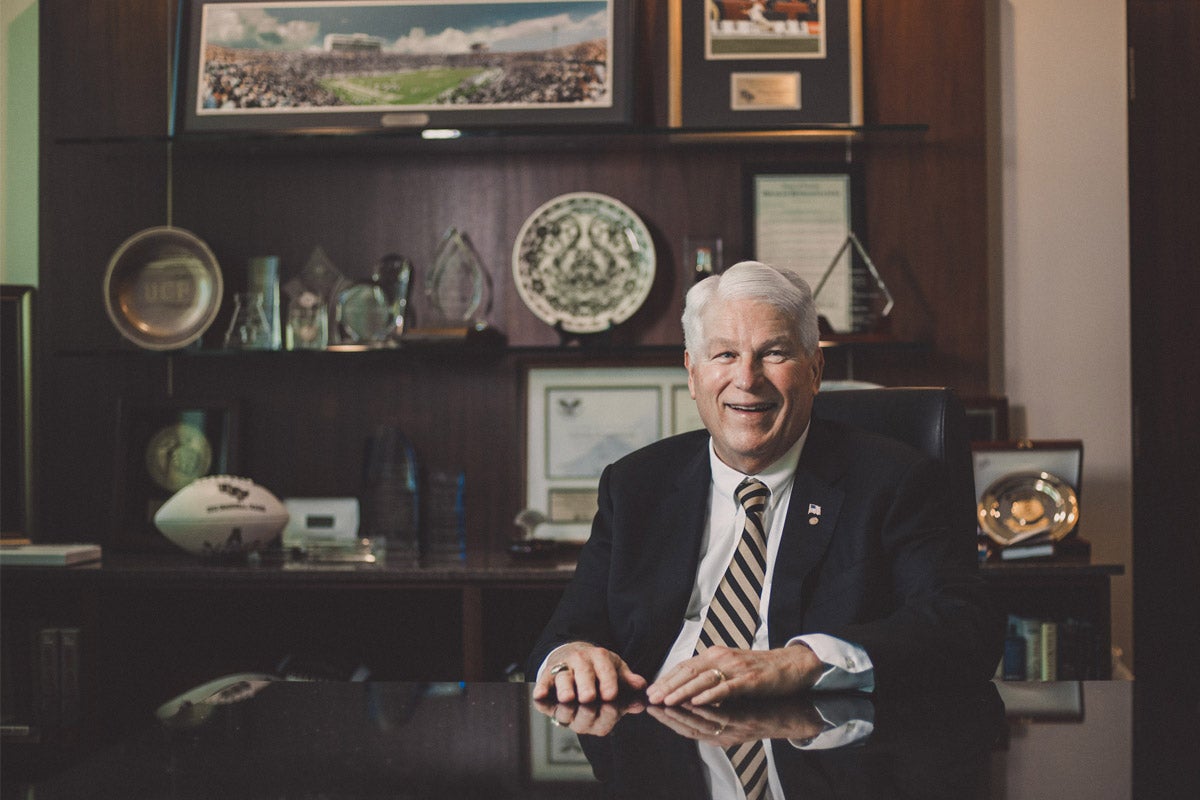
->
[531,696,647,738]
[645,643,824,706]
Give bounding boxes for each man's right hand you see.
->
[532,641,648,704]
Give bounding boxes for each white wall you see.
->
[1,0,39,286]
[999,0,1133,667]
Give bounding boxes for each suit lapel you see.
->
[769,420,849,645]
[636,437,712,670]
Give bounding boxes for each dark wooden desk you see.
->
[5,680,1194,799]
[1,554,1123,758]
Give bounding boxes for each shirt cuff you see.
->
[788,694,875,749]
[789,633,875,692]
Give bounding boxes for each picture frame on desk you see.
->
[523,365,698,543]
[1,286,34,538]
[666,0,863,127]
[961,396,1010,442]
[178,0,635,135]
[111,400,240,551]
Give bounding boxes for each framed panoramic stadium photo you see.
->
[178,0,634,133]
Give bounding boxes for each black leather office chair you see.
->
[812,387,977,536]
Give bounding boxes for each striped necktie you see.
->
[696,477,770,800]
[696,477,770,653]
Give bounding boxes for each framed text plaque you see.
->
[746,165,865,332]
[667,0,862,128]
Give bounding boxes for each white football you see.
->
[154,475,289,557]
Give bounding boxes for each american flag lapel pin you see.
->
[808,503,822,525]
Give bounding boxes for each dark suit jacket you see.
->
[528,416,1003,692]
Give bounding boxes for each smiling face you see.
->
[685,298,823,475]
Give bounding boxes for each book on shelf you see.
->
[0,543,101,566]
[0,622,85,741]
[1040,621,1058,681]
[1002,614,1099,681]
[58,627,82,730]
[37,627,61,731]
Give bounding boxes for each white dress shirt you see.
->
[539,428,874,691]
[655,430,874,692]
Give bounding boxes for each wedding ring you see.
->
[711,668,726,684]
[549,662,572,676]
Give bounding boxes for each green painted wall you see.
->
[2,0,38,287]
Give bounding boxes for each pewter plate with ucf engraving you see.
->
[103,226,223,351]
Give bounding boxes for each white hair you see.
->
[681,260,820,356]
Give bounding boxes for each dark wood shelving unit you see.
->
[11,0,1025,767]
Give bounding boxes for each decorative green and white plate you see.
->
[512,192,655,334]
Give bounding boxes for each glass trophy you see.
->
[246,256,282,349]
[812,231,894,335]
[335,281,392,346]
[683,234,723,285]
[376,253,414,343]
[284,245,347,346]
[424,470,466,563]
[362,425,421,566]
[223,292,272,350]
[333,255,413,347]
[424,227,492,331]
[285,290,328,350]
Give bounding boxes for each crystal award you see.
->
[812,232,895,335]
[424,228,492,330]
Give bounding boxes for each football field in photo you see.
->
[320,67,487,105]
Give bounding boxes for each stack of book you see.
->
[1000,615,1103,681]
[0,621,82,742]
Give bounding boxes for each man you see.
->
[529,261,1001,707]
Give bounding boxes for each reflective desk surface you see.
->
[6,680,1196,799]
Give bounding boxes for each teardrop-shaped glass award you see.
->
[426,227,492,329]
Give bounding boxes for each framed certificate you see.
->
[523,365,698,542]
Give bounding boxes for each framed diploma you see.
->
[523,365,699,542]
[667,0,862,128]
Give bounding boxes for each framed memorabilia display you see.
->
[111,400,240,550]
[526,701,596,782]
[1,286,34,537]
[667,0,862,127]
[178,0,634,134]
[746,164,866,332]
[524,366,697,542]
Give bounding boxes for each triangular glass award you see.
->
[812,231,894,335]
